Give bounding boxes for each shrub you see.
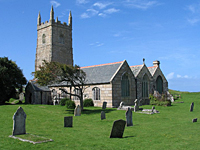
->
[60,98,70,106]
[149,94,171,106]
[66,100,76,109]
[83,98,94,107]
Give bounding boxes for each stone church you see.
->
[25,7,168,107]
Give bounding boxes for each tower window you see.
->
[59,34,64,44]
[42,34,46,44]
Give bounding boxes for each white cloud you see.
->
[80,13,90,18]
[177,74,190,79]
[166,72,174,80]
[80,9,99,18]
[50,1,60,8]
[187,5,196,13]
[187,18,200,25]
[124,0,160,10]
[98,13,106,17]
[90,42,104,47]
[104,8,120,14]
[186,3,200,24]
[93,2,112,9]
[76,0,88,4]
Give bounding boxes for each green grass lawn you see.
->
[1,91,200,149]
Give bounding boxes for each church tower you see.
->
[35,6,73,71]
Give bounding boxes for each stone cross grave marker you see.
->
[126,107,133,126]
[102,101,107,109]
[12,107,26,136]
[110,119,126,138]
[190,102,194,112]
[64,116,73,127]
[101,111,106,120]
[74,105,81,116]
[192,118,197,123]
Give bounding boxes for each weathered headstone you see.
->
[190,102,194,112]
[192,118,197,123]
[19,93,24,101]
[134,99,139,112]
[110,119,126,138]
[102,101,107,109]
[74,105,81,116]
[126,107,133,126]
[64,116,73,127]
[101,111,106,120]
[12,107,26,136]
[119,101,124,108]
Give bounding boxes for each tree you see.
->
[0,57,27,104]
[33,61,86,110]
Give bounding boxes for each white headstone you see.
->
[74,105,81,116]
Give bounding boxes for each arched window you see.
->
[73,89,80,100]
[92,87,100,100]
[156,75,163,94]
[142,74,149,98]
[42,34,46,44]
[121,73,130,97]
[59,34,64,44]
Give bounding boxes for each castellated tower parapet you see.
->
[35,6,73,71]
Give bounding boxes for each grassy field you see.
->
[1,90,200,149]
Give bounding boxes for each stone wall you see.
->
[112,61,136,107]
[35,18,73,71]
[153,67,168,93]
[135,65,153,105]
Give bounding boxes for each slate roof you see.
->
[29,81,51,92]
[148,66,157,76]
[81,61,124,84]
[130,65,143,77]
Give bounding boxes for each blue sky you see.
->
[1,0,200,92]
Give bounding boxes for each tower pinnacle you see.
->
[50,6,54,22]
[37,11,41,25]
[68,11,72,27]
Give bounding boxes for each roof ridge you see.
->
[148,66,157,68]
[130,64,143,68]
[81,61,123,69]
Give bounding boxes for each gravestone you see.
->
[74,105,81,116]
[102,101,107,109]
[101,111,106,120]
[19,93,24,101]
[126,107,133,126]
[119,101,124,109]
[190,102,194,112]
[64,116,73,127]
[12,107,26,136]
[110,119,126,138]
[192,118,197,123]
[134,99,139,112]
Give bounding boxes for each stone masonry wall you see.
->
[35,20,73,71]
[112,61,136,107]
[136,65,153,104]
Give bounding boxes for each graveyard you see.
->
[1,90,200,149]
